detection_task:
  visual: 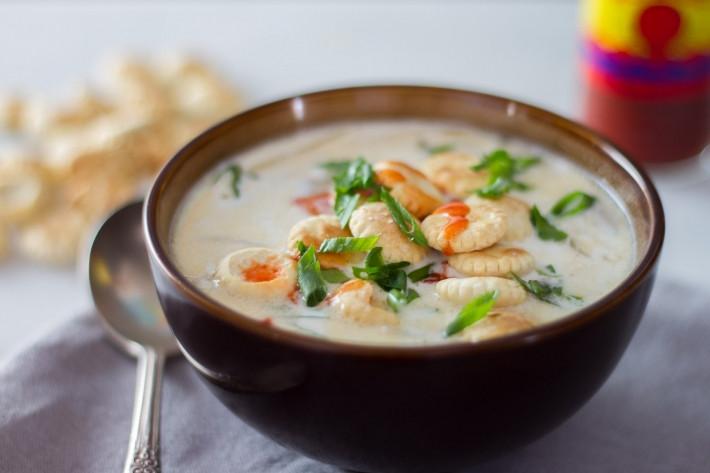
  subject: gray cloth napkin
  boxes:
[2,277,709,473]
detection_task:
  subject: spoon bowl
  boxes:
[87,200,178,472]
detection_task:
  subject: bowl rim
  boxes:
[144,84,665,359]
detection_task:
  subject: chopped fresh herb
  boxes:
[297,244,328,307]
[472,149,540,198]
[380,188,428,246]
[530,205,568,241]
[511,273,581,305]
[352,262,409,291]
[334,191,362,228]
[354,248,421,312]
[535,264,558,277]
[352,247,410,292]
[419,141,455,155]
[387,288,420,312]
[318,235,379,253]
[321,268,350,284]
[319,160,353,176]
[408,263,435,283]
[332,157,376,193]
[364,245,386,267]
[550,191,596,217]
[215,164,244,197]
[328,157,379,227]
[296,240,308,256]
[445,290,498,336]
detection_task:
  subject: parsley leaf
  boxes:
[550,191,596,217]
[445,290,498,336]
[530,205,568,241]
[472,149,540,198]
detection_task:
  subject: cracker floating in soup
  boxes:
[170,121,635,345]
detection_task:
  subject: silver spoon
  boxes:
[87,200,178,473]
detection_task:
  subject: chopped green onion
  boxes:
[321,268,350,283]
[420,141,455,155]
[329,157,379,227]
[334,191,362,228]
[333,157,375,194]
[297,244,328,307]
[214,164,244,197]
[475,176,531,198]
[530,205,568,241]
[472,149,540,198]
[353,264,409,291]
[445,290,498,336]
[550,191,596,217]
[472,149,540,174]
[408,263,435,283]
[511,272,581,305]
[318,235,379,253]
[352,247,410,292]
[535,264,558,277]
[387,288,420,312]
[380,188,428,246]
[319,160,353,176]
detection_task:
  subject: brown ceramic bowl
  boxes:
[144,86,664,473]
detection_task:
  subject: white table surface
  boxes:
[1,1,709,360]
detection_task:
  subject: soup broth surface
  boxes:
[171,120,635,345]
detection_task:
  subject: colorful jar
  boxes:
[580,0,710,163]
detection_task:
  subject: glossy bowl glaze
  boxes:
[144,86,664,473]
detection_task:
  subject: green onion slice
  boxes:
[334,191,362,228]
[408,263,434,283]
[530,205,568,241]
[535,264,558,277]
[319,160,353,176]
[352,247,410,292]
[214,164,244,197]
[329,157,380,228]
[333,157,376,194]
[511,272,581,305]
[297,244,328,307]
[321,268,350,284]
[353,264,409,292]
[380,188,428,246]
[445,290,498,336]
[472,149,540,199]
[550,191,596,217]
[387,288,420,312]
[318,235,379,253]
[419,141,455,155]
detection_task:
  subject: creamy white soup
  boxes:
[170,121,635,345]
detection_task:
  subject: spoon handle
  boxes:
[124,346,166,473]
